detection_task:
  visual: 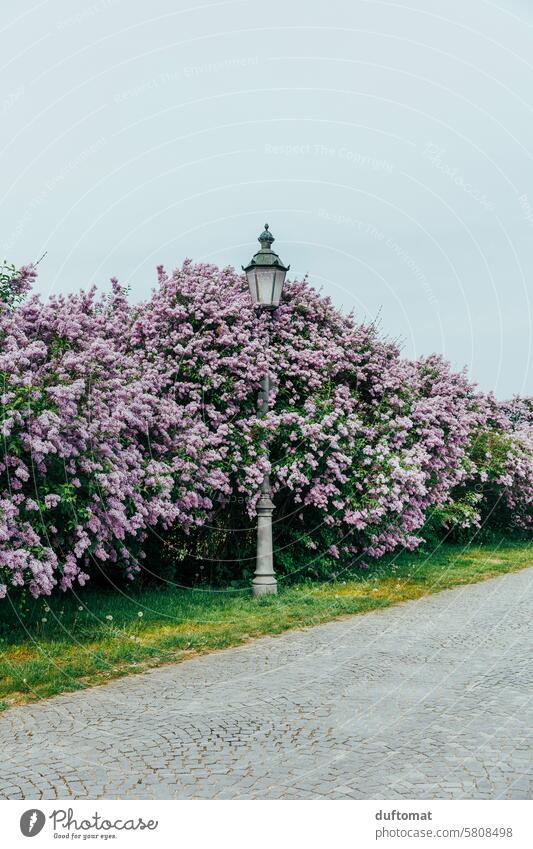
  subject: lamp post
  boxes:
[243,224,289,596]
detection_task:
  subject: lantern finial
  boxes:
[258,224,275,248]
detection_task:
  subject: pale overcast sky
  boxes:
[2,0,533,398]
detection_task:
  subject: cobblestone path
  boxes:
[1,568,532,799]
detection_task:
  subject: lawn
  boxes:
[0,539,531,710]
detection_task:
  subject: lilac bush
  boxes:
[0,260,530,598]
[463,396,533,533]
[126,263,493,579]
[0,271,178,598]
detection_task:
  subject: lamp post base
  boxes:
[252,473,277,597]
[252,576,278,597]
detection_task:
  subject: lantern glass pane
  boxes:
[245,269,258,305]
[272,269,286,306]
[257,269,277,306]
[246,269,272,306]
[246,266,287,308]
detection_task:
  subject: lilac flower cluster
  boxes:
[0,261,531,598]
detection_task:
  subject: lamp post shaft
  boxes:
[252,371,277,596]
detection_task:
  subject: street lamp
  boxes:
[243,224,289,596]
